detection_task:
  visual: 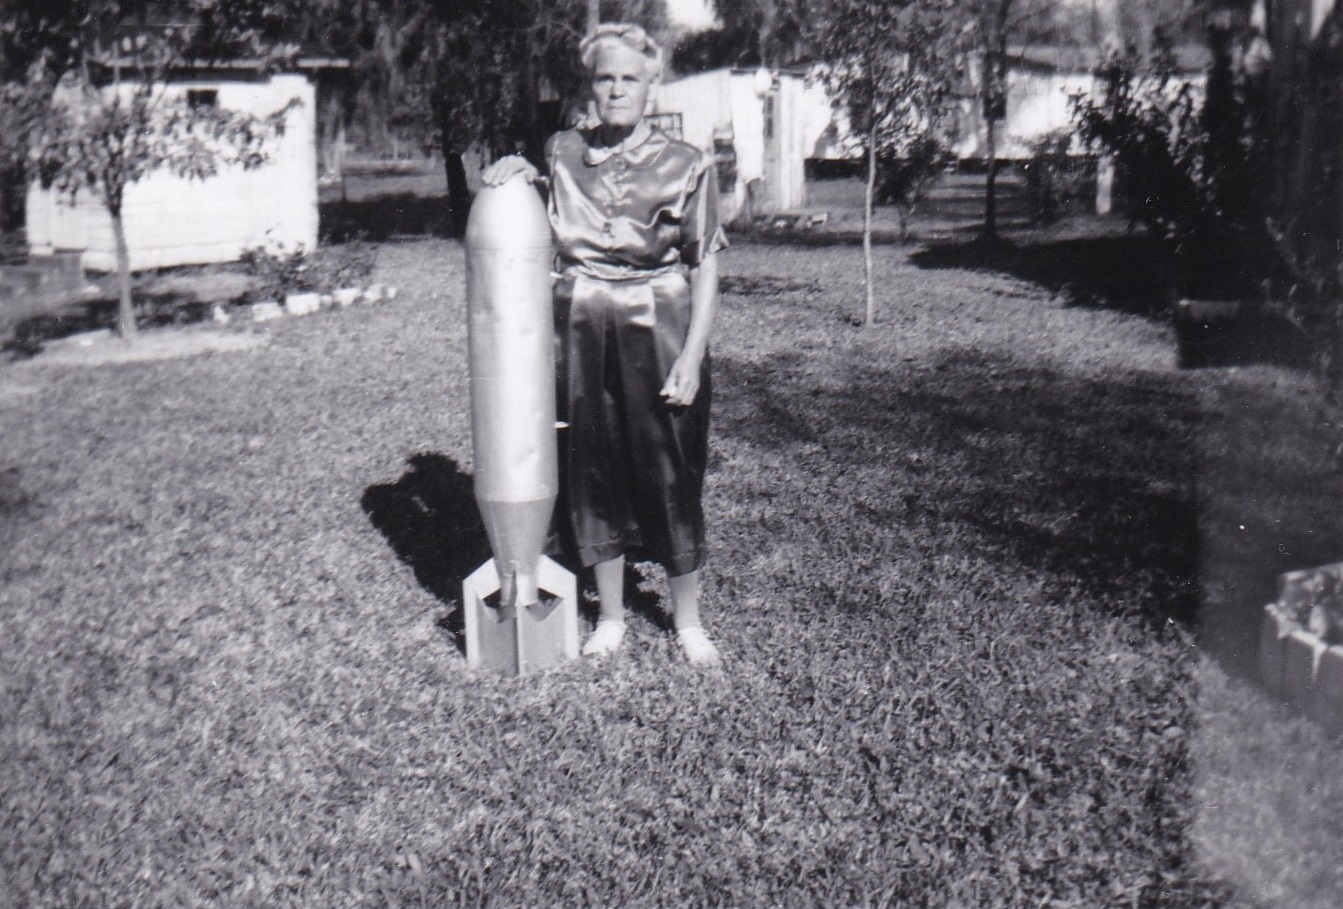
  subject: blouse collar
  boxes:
[582,121,667,167]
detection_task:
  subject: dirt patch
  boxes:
[16,325,269,367]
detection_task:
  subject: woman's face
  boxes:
[590,42,655,130]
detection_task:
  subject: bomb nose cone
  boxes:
[466,175,551,250]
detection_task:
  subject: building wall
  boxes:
[953,70,1098,160]
[27,74,317,272]
[655,69,826,219]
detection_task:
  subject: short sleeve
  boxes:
[532,134,558,192]
[680,152,729,267]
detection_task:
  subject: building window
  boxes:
[187,89,219,109]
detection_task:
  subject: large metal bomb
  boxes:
[461,175,577,675]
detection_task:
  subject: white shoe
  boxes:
[676,626,721,666]
[581,620,626,657]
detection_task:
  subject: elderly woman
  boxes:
[482,23,727,665]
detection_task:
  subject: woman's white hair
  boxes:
[579,23,664,80]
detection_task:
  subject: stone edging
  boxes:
[248,284,400,322]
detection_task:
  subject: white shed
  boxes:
[26,72,318,272]
[654,68,835,220]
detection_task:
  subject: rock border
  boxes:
[9,282,402,367]
[247,284,399,323]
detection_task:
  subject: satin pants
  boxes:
[551,269,710,576]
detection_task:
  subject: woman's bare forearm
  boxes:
[684,252,718,364]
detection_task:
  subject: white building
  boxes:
[26,71,319,272]
[653,68,838,220]
[952,45,1209,162]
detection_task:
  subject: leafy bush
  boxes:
[240,239,376,302]
[239,241,311,302]
[874,136,950,207]
[1070,45,1261,266]
[1072,29,1342,460]
[875,135,952,240]
[314,239,376,292]
[1023,131,1095,224]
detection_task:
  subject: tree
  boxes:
[951,0,1198,239]
[966,0,1011,240]
[815,0,963,324]
[6,4,296,338]
[415,0,669,236]
[958,0,1066,240]
[704,0,813,67]
[422,0,563,236]
[1070,34,1264,274]
[301,0,667,237]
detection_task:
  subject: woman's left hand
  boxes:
[660,354,702,407]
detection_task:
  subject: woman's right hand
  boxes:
[481,155,539,187]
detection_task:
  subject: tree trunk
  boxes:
[0,164,26,239]
[443,150,471,239]
[110,207,137,339]
[864,126,876,326]
[984,115,998,241]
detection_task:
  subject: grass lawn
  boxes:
[2,223,1341,907]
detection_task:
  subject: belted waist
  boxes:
[554,265,690,333]
[555,260,685,284]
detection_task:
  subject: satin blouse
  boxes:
[544,126,729,281]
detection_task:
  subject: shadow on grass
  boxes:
[361,453,488,651]
[361,453,667,642]
[912,236,1313,372]
[1171,304,1311,372]
[321,193,450,242]
[721,274,825,300]
[714,346,1203,634]
[911,235,1173,318]
[1,295,225,358]
[1196,382,1343,680]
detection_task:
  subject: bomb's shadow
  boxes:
[362,453,489,652]
[361,452,667,647]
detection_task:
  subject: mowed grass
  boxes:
[1,233,1339,907]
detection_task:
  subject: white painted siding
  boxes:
[655,69,827,218]
[953,70,1099,160]
[27,74,317,271]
